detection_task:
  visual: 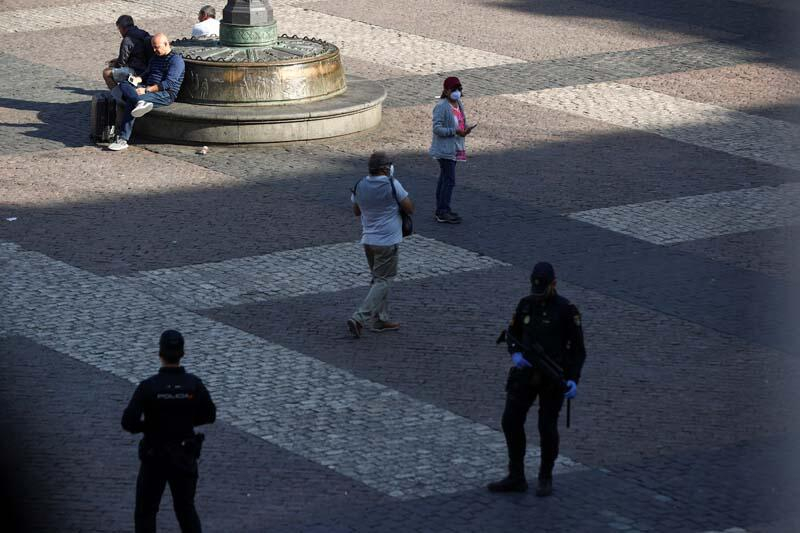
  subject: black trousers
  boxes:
[135,457,201,533]
[501,373,565,480]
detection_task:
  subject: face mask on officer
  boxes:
[531,276,555,302]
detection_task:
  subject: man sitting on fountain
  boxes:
[108,33,185,152]
[102,15,151,90]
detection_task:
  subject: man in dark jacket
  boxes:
[122,330,216,533]
[487,262,587,497]
[108,33,185,151]
[103,15,151,89]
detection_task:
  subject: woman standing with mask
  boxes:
[430,76,475,224]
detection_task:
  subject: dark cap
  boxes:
[443,76,462,91]
[159,329,184,351]
[530,262,555,295]
[368,151,392,172]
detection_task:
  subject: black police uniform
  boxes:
[498,288,586,491]
[122,366,216,533]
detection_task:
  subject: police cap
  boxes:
[530,262,555,295]
[159,329,184,351]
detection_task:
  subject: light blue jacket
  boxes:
[429,98,467,160]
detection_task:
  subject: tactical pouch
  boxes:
[180,433,205,459]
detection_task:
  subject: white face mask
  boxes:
[449,90,462,100]
[389,164,395,177]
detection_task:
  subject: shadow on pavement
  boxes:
[0,96,93,149]
[491,0,800,65]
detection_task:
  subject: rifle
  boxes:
[497,329,572,428]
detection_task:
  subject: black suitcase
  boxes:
[89,92,117,143]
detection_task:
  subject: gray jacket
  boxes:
[429,97,467,160]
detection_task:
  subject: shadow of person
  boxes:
[56,86,108,97]
[0,97,93,148]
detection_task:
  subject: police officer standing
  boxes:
[122,330,216,533]
[488,262,586,497]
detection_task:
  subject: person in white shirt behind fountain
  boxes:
[192,5,220,39]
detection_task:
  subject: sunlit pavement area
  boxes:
[1,0,800,531]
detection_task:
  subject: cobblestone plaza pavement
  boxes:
[1,0,800,531]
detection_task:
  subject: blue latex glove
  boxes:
[511,352,532,369]
[564,380,577,399]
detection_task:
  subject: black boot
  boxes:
[487,465,528,493]
[535,477,553,497]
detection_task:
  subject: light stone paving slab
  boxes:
[0,239,581,499]
[307,0,736,62]
[623,62,800,124]
[0,0,181,32]
[243,4,526,74]
[508,82,800,172]
[112,235,510,310]
[568,183,800,245]
[0,0,523,74]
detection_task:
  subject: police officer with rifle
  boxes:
[488,262,586,497]
[122,330,216,533]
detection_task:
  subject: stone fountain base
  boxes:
[136,78,385,144]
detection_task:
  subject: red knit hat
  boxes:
[443,77,462,91]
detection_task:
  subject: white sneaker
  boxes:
[131,100,153,118]
[108,138,128,151]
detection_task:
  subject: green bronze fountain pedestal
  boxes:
[137,0,385,144]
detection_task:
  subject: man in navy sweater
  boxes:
[109,33,185,151]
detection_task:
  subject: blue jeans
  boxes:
[435,158,456,215]
[111,66,136,83]
[116,82,173,141]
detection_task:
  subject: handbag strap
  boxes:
[388,177,402,209]
[351,177,363,196]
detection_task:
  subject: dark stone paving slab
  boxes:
[149,123,800,214]
[203,267,798,470]
[5,139,797,351]
[379,41,770,108]
[560,0,798,47]
[4,334,798,532]
[0,178,360,276]
[0,53,102,155]
[673,226,800,281]
[438,205,799,354]
[0,335,388,532]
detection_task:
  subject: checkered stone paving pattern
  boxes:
[112,235,508,309]
[509,81,800,172]
[1,0,799,530]
[0,240,582,501]
[568,183,800,245]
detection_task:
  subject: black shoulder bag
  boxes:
[389,177,413,237]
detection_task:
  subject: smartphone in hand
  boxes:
[468,123,478,131]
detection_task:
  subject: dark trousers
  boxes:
[135,458,201,533]
[501,374,564,480]
[435,158,457,215]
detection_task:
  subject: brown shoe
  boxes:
[371,321,400,332]
[347,319,363,338]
